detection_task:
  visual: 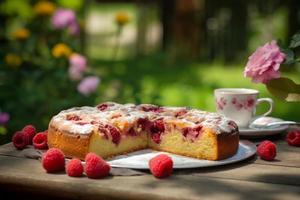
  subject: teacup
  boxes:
[214,88,273,128]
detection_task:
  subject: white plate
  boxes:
[107,140,256,169]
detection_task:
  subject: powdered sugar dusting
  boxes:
[50,102,238,135]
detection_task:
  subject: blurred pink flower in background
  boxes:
[244,40,285,83]
[51,9,76,29]
[70,53,86,69]
[0,112,10,125]
[69,21,80,35]
[77,76,100,96]
[68,53,87,80]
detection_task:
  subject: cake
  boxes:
[48,102,239,161]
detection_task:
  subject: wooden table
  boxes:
[0,136,299,200]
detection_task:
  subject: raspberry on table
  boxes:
[149,154,173,178]
[42,148,65,173]
[257,140,277,161]
[33,132,48,150]
[12,131,30,150]
[286,130,300,147]
[22,125,36,145]
[85,152,98,163]
[84,153,110,179]
[66,158,83,177]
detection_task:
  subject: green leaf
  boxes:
[57,0,83,10]
[289,32,300,48]
[281,48,295,65]
[0,0,33,19]
[0,126,7,135]
[266,77,300,102]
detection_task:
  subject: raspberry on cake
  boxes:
[48,102,239,161]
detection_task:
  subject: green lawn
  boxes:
[91,54,300,121]
[86,2,300,122]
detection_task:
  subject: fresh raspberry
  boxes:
[66,114,81,121]
[12,131,30,150]
[149,154,173,178]
[286,130,300,147]
[33,132,48,150]
[84,153,110,179]
[257,140,277,161]
[97,103,108,111]
[175,109,188,117]
[150,119,165,134]
[22,125,36,145]
[128,127,137,136]
[66,158,83,177]
[137,118,150,131]
[182,125,203,139]
[107,125,121,145]
[42,148,65,173]
[85,152,98,163]
[151,133,161,144]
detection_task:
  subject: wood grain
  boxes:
[0,140,299,200]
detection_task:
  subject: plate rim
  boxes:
[107,140,256,169]
[239,125,288,136]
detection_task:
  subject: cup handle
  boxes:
[256,98,273,117]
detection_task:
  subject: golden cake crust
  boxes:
[48,125,90,159]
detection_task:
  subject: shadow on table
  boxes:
[139,173,300,200]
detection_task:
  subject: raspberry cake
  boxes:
[48,102,239,161]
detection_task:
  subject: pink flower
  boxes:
[69,21,80,35]
[77,76,100,96]
[68,53,87,80]
[51,9,76,29]
[244,40,285,83]
[0,112,10,125]
[70,53,86,70]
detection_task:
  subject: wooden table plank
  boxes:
[253,141,300,168]
[0,155,300,200]
[1,169,300,200]
[188,162,300,186]
[1,138,300,200]
[241,138,300,168]
[0,149,299,187]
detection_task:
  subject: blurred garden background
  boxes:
[0,0,300,144]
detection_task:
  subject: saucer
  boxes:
[239,117,289,138]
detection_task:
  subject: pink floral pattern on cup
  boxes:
[231,97,255,111]
[216,97,227,110]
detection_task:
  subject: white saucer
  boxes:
[107,140,256,169]
[239,117,289,138]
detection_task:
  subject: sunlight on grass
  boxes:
[137,63,300,120]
